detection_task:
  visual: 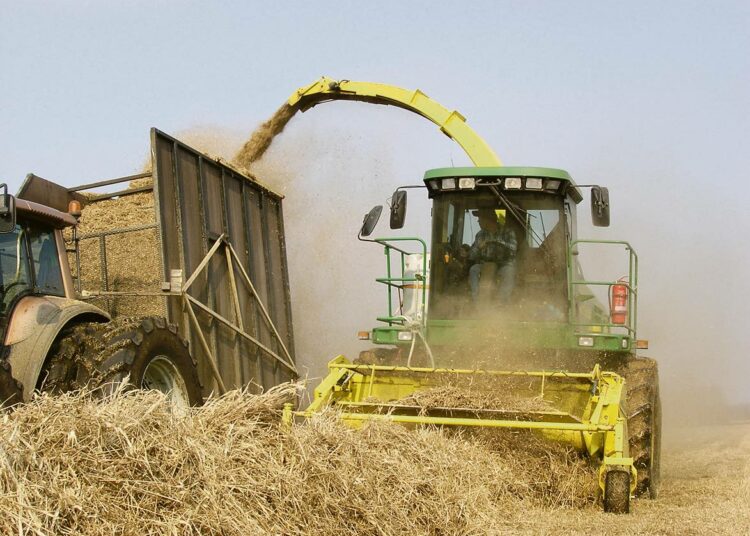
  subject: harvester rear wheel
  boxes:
[0,356,23,408]
[622,356,661,499]
[357,347,402,365]
[603,470,631,514]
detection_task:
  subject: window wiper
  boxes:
[488,185,544,244]
[489,185,556,266]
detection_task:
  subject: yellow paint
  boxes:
[297,357,636,495]
[289,77,502,167]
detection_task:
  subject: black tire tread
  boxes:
[0,357,23,408]
[621,356,661,499]
[41,316,202,405]
[603,470,631,514]
[39,322,107,393]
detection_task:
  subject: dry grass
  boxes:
[1,386,748,535]
[398,382,553,413]
[0,384,601,535]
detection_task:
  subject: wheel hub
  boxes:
[141,355,190,409]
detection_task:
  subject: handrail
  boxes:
[371,237,428,325]
[567,239,639,337]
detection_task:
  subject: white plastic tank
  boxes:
[401,253,428,321]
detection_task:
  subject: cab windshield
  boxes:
[429,191,568,320]
[0,221,65,315]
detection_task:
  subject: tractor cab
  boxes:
[0,185,77,342]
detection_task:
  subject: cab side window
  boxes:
[28,226,65,296]
[0,225,32,312]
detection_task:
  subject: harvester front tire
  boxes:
[623,356,661,499]
[78,317,203,407]
[603,470,631,514]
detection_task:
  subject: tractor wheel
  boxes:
[622,356,661,499]
[603,470,631,514]
[0,356,23,408]
[43,317,203,407]
[39,322,107,394]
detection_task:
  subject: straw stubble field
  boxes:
[0,386,747,535]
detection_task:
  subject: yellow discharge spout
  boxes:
[288,77,503,167]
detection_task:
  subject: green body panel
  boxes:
[373,322,631,353]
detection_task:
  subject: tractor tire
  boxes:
[38,322,107,394]
[603,470,631,514]
[622,356,661,499]
[42,317,203,407]
[0,356,23,408]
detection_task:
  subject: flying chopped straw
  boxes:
[234,103,297,167]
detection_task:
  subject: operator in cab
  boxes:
[468,208,518,303]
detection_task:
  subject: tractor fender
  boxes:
[4,296,109,400]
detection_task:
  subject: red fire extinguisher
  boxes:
[610,278,628,325]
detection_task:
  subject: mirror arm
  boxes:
[357,232,378,243]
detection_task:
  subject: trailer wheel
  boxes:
[74,316,203,407]
[603,470,631,514]
[622,356,661,498]
[0,357,23,408]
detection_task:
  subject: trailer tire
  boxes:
[76,317,203,407]
[622,356,661,499]
[0,357,23,408]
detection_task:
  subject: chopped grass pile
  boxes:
[0,384,598,535]
[398,382,553,413]
[71,186,165,318]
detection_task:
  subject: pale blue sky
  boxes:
[1,1,749,411]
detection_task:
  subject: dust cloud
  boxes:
[204,95,746,435]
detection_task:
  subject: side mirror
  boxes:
[390,190,407,229]
[590,186,610,227]
[0,184,16,234]
[359,205,383,237]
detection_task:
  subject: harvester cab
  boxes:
[286,77,661,513]
[365,167,630,372]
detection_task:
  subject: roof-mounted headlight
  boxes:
[441,178,457,190]
[504,177,522,189]
[458,178,476,190]
[525,178,543,190]
[545,179,561,191]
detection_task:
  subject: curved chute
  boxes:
[288,77,502,166]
